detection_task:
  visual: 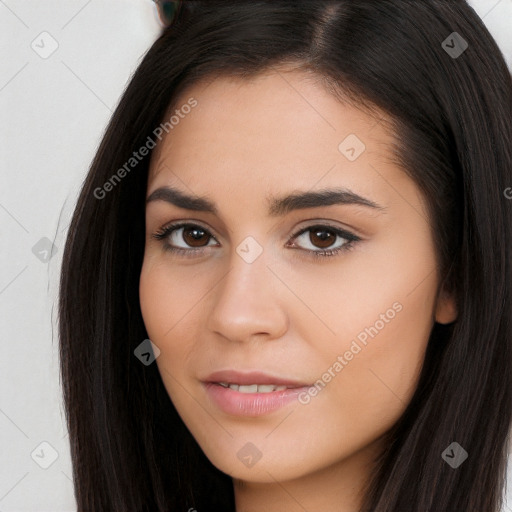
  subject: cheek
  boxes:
[139,255,213,380]
[299,232,438,423]
[332,299,432,405]
[139,258,201,412]
[139,255,204,341]
[139,259,169,341]
[317,278,436,445]
[285,287,436,469]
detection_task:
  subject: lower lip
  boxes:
[203,382,310,416]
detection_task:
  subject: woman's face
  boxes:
[139,68,456,487]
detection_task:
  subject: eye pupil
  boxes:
[183,227,209,247]
[310,228,335,248]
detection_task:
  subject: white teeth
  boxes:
[217,383,289,393]
[238,384,257,393]
[256,384,278,393]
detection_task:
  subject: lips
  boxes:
[203,369,310,389]
[201,370,313,416]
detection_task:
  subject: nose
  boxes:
[205,244,289,344]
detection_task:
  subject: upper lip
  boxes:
[203,370,310,388]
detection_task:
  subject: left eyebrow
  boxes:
[267,188,386,216]
[146,186,387,216]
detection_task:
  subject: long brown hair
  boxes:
[59,1,512,510]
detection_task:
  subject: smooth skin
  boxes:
[139,67,457,512]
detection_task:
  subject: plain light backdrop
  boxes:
[1,1,511,510]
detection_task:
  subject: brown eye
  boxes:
[287,224,361,259]
[152,223,218,254]
[292,225,350,251]
[181,226,211,247]
[308,228,337,249]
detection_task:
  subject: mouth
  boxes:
[216,382,296,393]
[204,369,310,388]
[201,370,312,416]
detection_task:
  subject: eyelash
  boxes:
[151,222,361,260]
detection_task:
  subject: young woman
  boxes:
[59,1,512,510]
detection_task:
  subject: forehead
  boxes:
[144,69,431,230]
[142,69,424,230]
[148,68,396,182]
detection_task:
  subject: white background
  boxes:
[0,1,511,510]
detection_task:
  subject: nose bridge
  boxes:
[206,239,288,341]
